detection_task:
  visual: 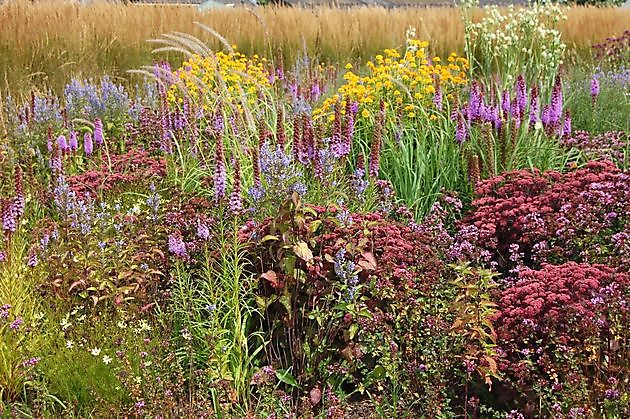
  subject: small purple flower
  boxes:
[197,221,210,241]
[27,247,38,268]
[590,76,600,101]
[433,87,443,111]
[10,317,23,331]
[455,115,467,144]
[168,234,187,259]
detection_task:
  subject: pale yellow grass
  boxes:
[0,0,628,97]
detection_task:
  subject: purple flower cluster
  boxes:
[167,234,187,259]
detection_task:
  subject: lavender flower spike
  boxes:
[94,118,104,146]
[84,132,94,156]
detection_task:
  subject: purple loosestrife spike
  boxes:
[167,234,187,259]
[369,100,385,178]
[469,81,482,121]
[69,130,78,151]
[590,76,600,104]
[252,144,261,188]
[433,86,443,111]
[229,158,243,215]
[50,147,63,175]
[2,200,17,236]
[47,127,53,153]
[214,132,227,202]
[197,221,210,241]
[501,90,511,118]
[93,119,104,146]
[292,115,302,165]
[562,110,572,139]
[84,132,93,156]
[276,108,286,150]
[529,86,540,128]
[516,75,527,120]
[27,246,38,268]
[343,100,357,156]
[456,115,468,144]
[303,115,315,162]
[541,105,551,129]
[331,100,347,158]
[57,135,68,152]
[310,81,321,102]
[550,76,563,126]
[13,167,25,219]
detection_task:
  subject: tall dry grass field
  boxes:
[0,0,628,98]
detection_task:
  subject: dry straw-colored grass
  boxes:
[0,0,628,96]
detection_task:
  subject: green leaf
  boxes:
[275,369,300,388]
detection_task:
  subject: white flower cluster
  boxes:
[465,4,567,90]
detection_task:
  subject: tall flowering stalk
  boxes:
[276,107,286,150]
[330,100,345,158]
[369,100,385,178]
[93,118,104,146]
[291,115,303,165]
[590,76,600,106]
[214,131,227,202]
[529,86,540,128]
[229,158,243,215]
[84,132,94,156]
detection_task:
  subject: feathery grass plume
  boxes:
[214,130,227,203]
[276,107,286,151]
[229,158,243,215]
[369,100,385,178]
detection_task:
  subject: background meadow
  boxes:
[0,0,629,417]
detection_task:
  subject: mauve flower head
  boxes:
[433,86,443,111]
[529,86,540,127]
[84,132,93,155]
[590,76,600,99]
[0,251,7,263]
[69,130,78,151]
[167,234,187,259]
[93,118,104,146]
[501,89,511,117]
[455,115,467,144]
[57,134,68,152]
[197,221,210,241]
[516,74,527,119]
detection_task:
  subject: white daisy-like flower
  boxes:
[90,347,101,356]
[65,340,74,349]
[102,355,112,365]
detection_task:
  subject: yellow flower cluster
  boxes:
[314,40,469,120]
[167,50,271,108]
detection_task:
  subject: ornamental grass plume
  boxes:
[369,100,385,178]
